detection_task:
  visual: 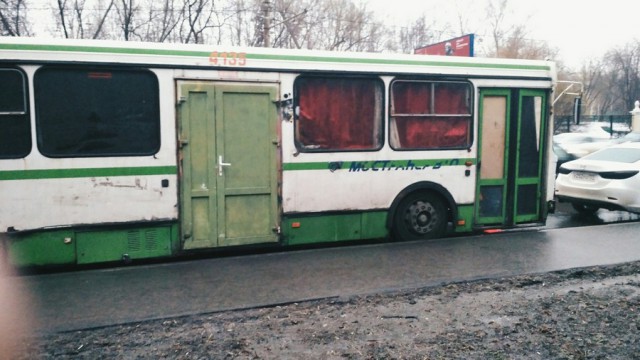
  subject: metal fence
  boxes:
[554,114,632,136]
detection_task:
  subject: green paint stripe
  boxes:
[0,166,176,181]
[250,53,550,71]
[0,43,209,58]
[283,158,476,171]
[0,43,551,72]
[283,162,330,171]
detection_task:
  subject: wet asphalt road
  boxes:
[14,204,640,334]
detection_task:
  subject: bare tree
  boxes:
[390,16,440,54]
[567,42,640,117]
[601,41,640,113]
[55,0,71,37]
[268,0,300,48]
[221,0,260,46]
[294,0,383,52]
[140,0,184,42]
[574,59,610,116]
[54,0,114,39]
[179,0,217,44]
[273,0,328,50]
[0,0,30,36]
[481,0,556,61]
[452,0,472,37]
[90,0,114,38]
[224,0,384,51]
[269,0,314,49]
[115,0,140,40]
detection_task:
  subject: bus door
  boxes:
[475,88,548,227]
[177,82,280,249]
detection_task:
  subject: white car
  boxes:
[553,123,613,167]
[559,131,640,160]
[555,142,640,215]
[553,122,612,143]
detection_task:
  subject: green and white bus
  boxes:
[0,37,556,267]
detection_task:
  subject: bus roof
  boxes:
[0,36,555,79]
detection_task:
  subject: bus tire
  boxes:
[392,191,447,241]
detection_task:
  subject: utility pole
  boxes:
[262,0,271,47]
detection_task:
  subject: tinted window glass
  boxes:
[294,76,383,151]
[518,96,542,177]
[0,69,26,113]
[35,67,160,157]
[390,80,472,150]
[0,68,31,159]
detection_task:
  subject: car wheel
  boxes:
[392,192,447,241]
[571,203,599,215]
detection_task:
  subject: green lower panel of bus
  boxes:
[5,223,179,267]
[454,205,475,233]
[4,206,474,267]
[282,211,389,246]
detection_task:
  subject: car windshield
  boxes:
[584,147,640,163]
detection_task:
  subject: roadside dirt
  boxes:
[15,261,640,359]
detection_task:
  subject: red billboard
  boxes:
[414,34,475,57]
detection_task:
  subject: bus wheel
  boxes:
[392,191,446,241]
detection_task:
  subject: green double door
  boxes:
[475,88,548,226]
[178,82,279,249]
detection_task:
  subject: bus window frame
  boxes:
[293,74,385,153]
[34,65,161,159]
[0,67,31,159]
[389,79,474,151]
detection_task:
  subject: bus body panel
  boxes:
[0,68,179,232]
[281,161,475,213]
[0,174,178,231]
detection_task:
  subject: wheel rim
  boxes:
[404,200,440,234]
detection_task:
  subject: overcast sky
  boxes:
[24,0,640,69]
[364,0,640,68]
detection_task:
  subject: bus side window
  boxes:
[390,80,472,150]
[0,68,31,159]
[294,76,383,152]
[34,67,160,158]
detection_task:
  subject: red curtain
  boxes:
[297,78,380,150]
[394,117,470,149]
[434,83,470,114]
[392,81,470,149]
[392,82,430,114]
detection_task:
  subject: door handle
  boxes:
[218,155,231,176]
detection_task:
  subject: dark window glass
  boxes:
[35,67,160,157]
[517,184,538,215]
[0,69,26,113]
[479,185,503,217]
[390,80,472,150]
[294,76,383,151]
[518,96,542,177]
[0,68,31,159]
